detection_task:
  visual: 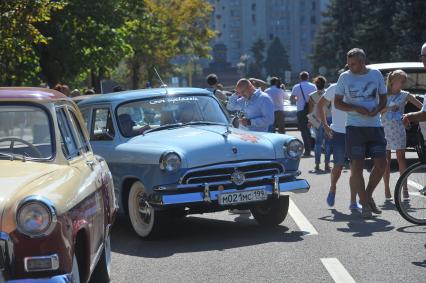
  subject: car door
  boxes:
[56,105,105,266]
[85,106,116,162]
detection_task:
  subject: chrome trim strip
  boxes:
[155,172,299,192]
[186,173,230,183]
[186,168,281,184]
[160,179,310,205]
[24,254,59,272]
[16,196,57,238]
[180,160,285,184]
[90,242,104,275]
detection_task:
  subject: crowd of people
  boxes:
[215,42,426,219]
[50,42,426,220]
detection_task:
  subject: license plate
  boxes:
[218,189,267,205]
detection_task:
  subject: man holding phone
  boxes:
[227,78,274,132]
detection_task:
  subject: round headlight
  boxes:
[159,152,181,173]
[16,197,56,238]
[285,139,304,158]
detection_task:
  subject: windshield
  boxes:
[116,95,229,137]
[0,105,53,160]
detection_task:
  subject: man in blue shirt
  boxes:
[227,78,274,132]
[335,48,387,218]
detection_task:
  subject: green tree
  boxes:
[311,0,363,80]
[353,0,396,63]
[391,0,426,61]
[0,1,65,86]
[264,37,290,79]
[35,0,129,89]
[122,0,215,89]
[248,38,265,78]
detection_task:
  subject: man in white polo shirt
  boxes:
[317,79,361,211]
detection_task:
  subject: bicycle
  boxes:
[394,128,426,225]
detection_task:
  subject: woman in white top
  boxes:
[308,76,332,171]
[381,70,423,200]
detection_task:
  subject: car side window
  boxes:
[92,108,115,141]
[68,109,91,153]
[79,108,91,131]
[56,108,79,159]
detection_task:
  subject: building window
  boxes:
[312,1,316,10]
[251,3,256,11]
[252,14,256,24]
[311,15,316,24]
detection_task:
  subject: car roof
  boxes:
[0,87,69,101]
[78,87,213,106]
[367,62,426,72]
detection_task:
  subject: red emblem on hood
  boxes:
[232,132,259,143]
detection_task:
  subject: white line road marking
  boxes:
[408,180,422,190]
[321,258,356,283]
[288,198,318,235]
[407,180,426,198]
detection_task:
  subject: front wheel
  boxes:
[394,162,426,225]
[250,196,289,226]
[128,181,169,239]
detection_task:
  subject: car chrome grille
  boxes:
[181,161,284,184]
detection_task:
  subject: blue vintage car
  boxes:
[77,87,309,238]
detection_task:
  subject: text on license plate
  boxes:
[218,189,267,205]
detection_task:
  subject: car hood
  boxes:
[127,125,278,168]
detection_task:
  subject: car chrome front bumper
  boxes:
[153,173,310,206]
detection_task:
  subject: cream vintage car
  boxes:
[0,88,116,282]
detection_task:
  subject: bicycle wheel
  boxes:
[394,162,426,225]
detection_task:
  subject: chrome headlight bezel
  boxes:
[16,196,57,238]
[159,151,182,173]
[284,139,304,159]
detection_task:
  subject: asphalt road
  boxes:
[109,129,425,283]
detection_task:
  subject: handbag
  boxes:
[307,111,322,129]
[299,84,310,115]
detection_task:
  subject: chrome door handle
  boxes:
[86,160,95,169]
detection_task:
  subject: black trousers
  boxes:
[297,110,311,153]
[274,111,285,134]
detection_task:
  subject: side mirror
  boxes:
[231,116,239,128]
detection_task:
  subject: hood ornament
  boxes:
[232,147,238,154]
[231,169,245,186]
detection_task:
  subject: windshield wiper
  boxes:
[183,121,227,126]
[144,123,184,134]
[0,152,26,161]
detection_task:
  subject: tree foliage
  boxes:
[0,0,65,86]
[248,38,265,79]
[312,0,426,81]
[391,0,426,61]
[264,37,291,79]
[0,0,215,90]
[125,0,215,88]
